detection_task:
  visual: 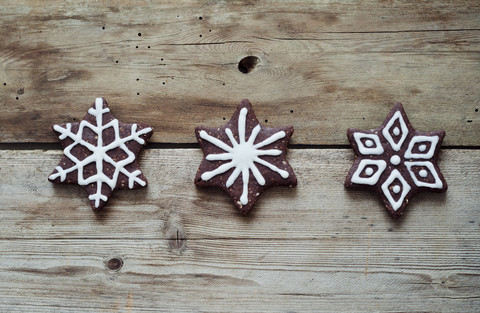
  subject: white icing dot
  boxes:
[390,155,401,165]
[392,185,401,194]
[393,127,400,136]
[419,169,428,178]
[365,140,374,147]
[365,167,374,176]
[418,144,427,152]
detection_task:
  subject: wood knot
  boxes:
[106,257,123,271]
[238,56,260,74]
[166,225,187,253]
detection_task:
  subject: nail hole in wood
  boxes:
[161,58,163,61]
[148,46,151,48]
[137,92,140,95]
[136,78,139,81]
[265,119,268,123]
[290,110,293,113]
[136,46,138,48]
[102,26,105,30]
[199,34,202,37]
[476,109,479,112]
[3,83,6,86]
[238,56,260,74]
[16,97,19,100]
[199,16,202,20]
[115,60,119,63]
[138,32,141,36]
[106,257,123,271]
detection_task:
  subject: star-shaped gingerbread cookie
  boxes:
[195,99,297,215]
[345,102,447,218]
[48,97,153,210]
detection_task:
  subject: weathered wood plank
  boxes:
[1,149,478,240]
[1,1,479,145]
[0,238,479,313]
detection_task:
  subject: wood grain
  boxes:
[1,238,479,313]
[1,149,478,240]
[1,0,479,145]
[2,1,480,312]
[1,149,479,311]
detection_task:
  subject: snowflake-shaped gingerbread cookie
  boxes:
[195,99,297,214]
[49,97,153,210]
[345,102,447,218]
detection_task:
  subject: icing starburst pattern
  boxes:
[345,103,447,218]
[200,107,289,205]
[195,99,297,214]
[49,98,153,209]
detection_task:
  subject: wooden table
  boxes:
[1,1,479,312]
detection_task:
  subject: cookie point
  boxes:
[240,99,252,106]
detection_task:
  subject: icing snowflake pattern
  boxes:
[195,99,297,214]
[49,98,153,209]
[199,107,289,205]
[345,102,447,218]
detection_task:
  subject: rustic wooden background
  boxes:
[1,1,479,312]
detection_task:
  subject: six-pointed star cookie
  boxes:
[48,97,153,210]
[195,99,297,215]
[345,102,447,218]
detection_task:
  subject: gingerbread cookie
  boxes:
[195,99,297,214]
[48,97,153,210]
[345,102,447,218]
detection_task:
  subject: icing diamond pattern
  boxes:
[382,111,409,151]
[49,98,153,209]
[345,103,447,218]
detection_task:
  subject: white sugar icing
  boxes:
[365,167,374,176]
[382,111,408,151]
[49,97,152,208]
[390,155,400,165]
[381,169,411,211]
[347,104,446,215]
[404,135,439,159]
[404,161,443,189]
[200,107,289,205]
[353,133,384,155]
[351,159,387,185]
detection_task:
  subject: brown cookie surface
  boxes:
[48,97,153,210]
[345,102,447,218]
[195,99,297,215]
